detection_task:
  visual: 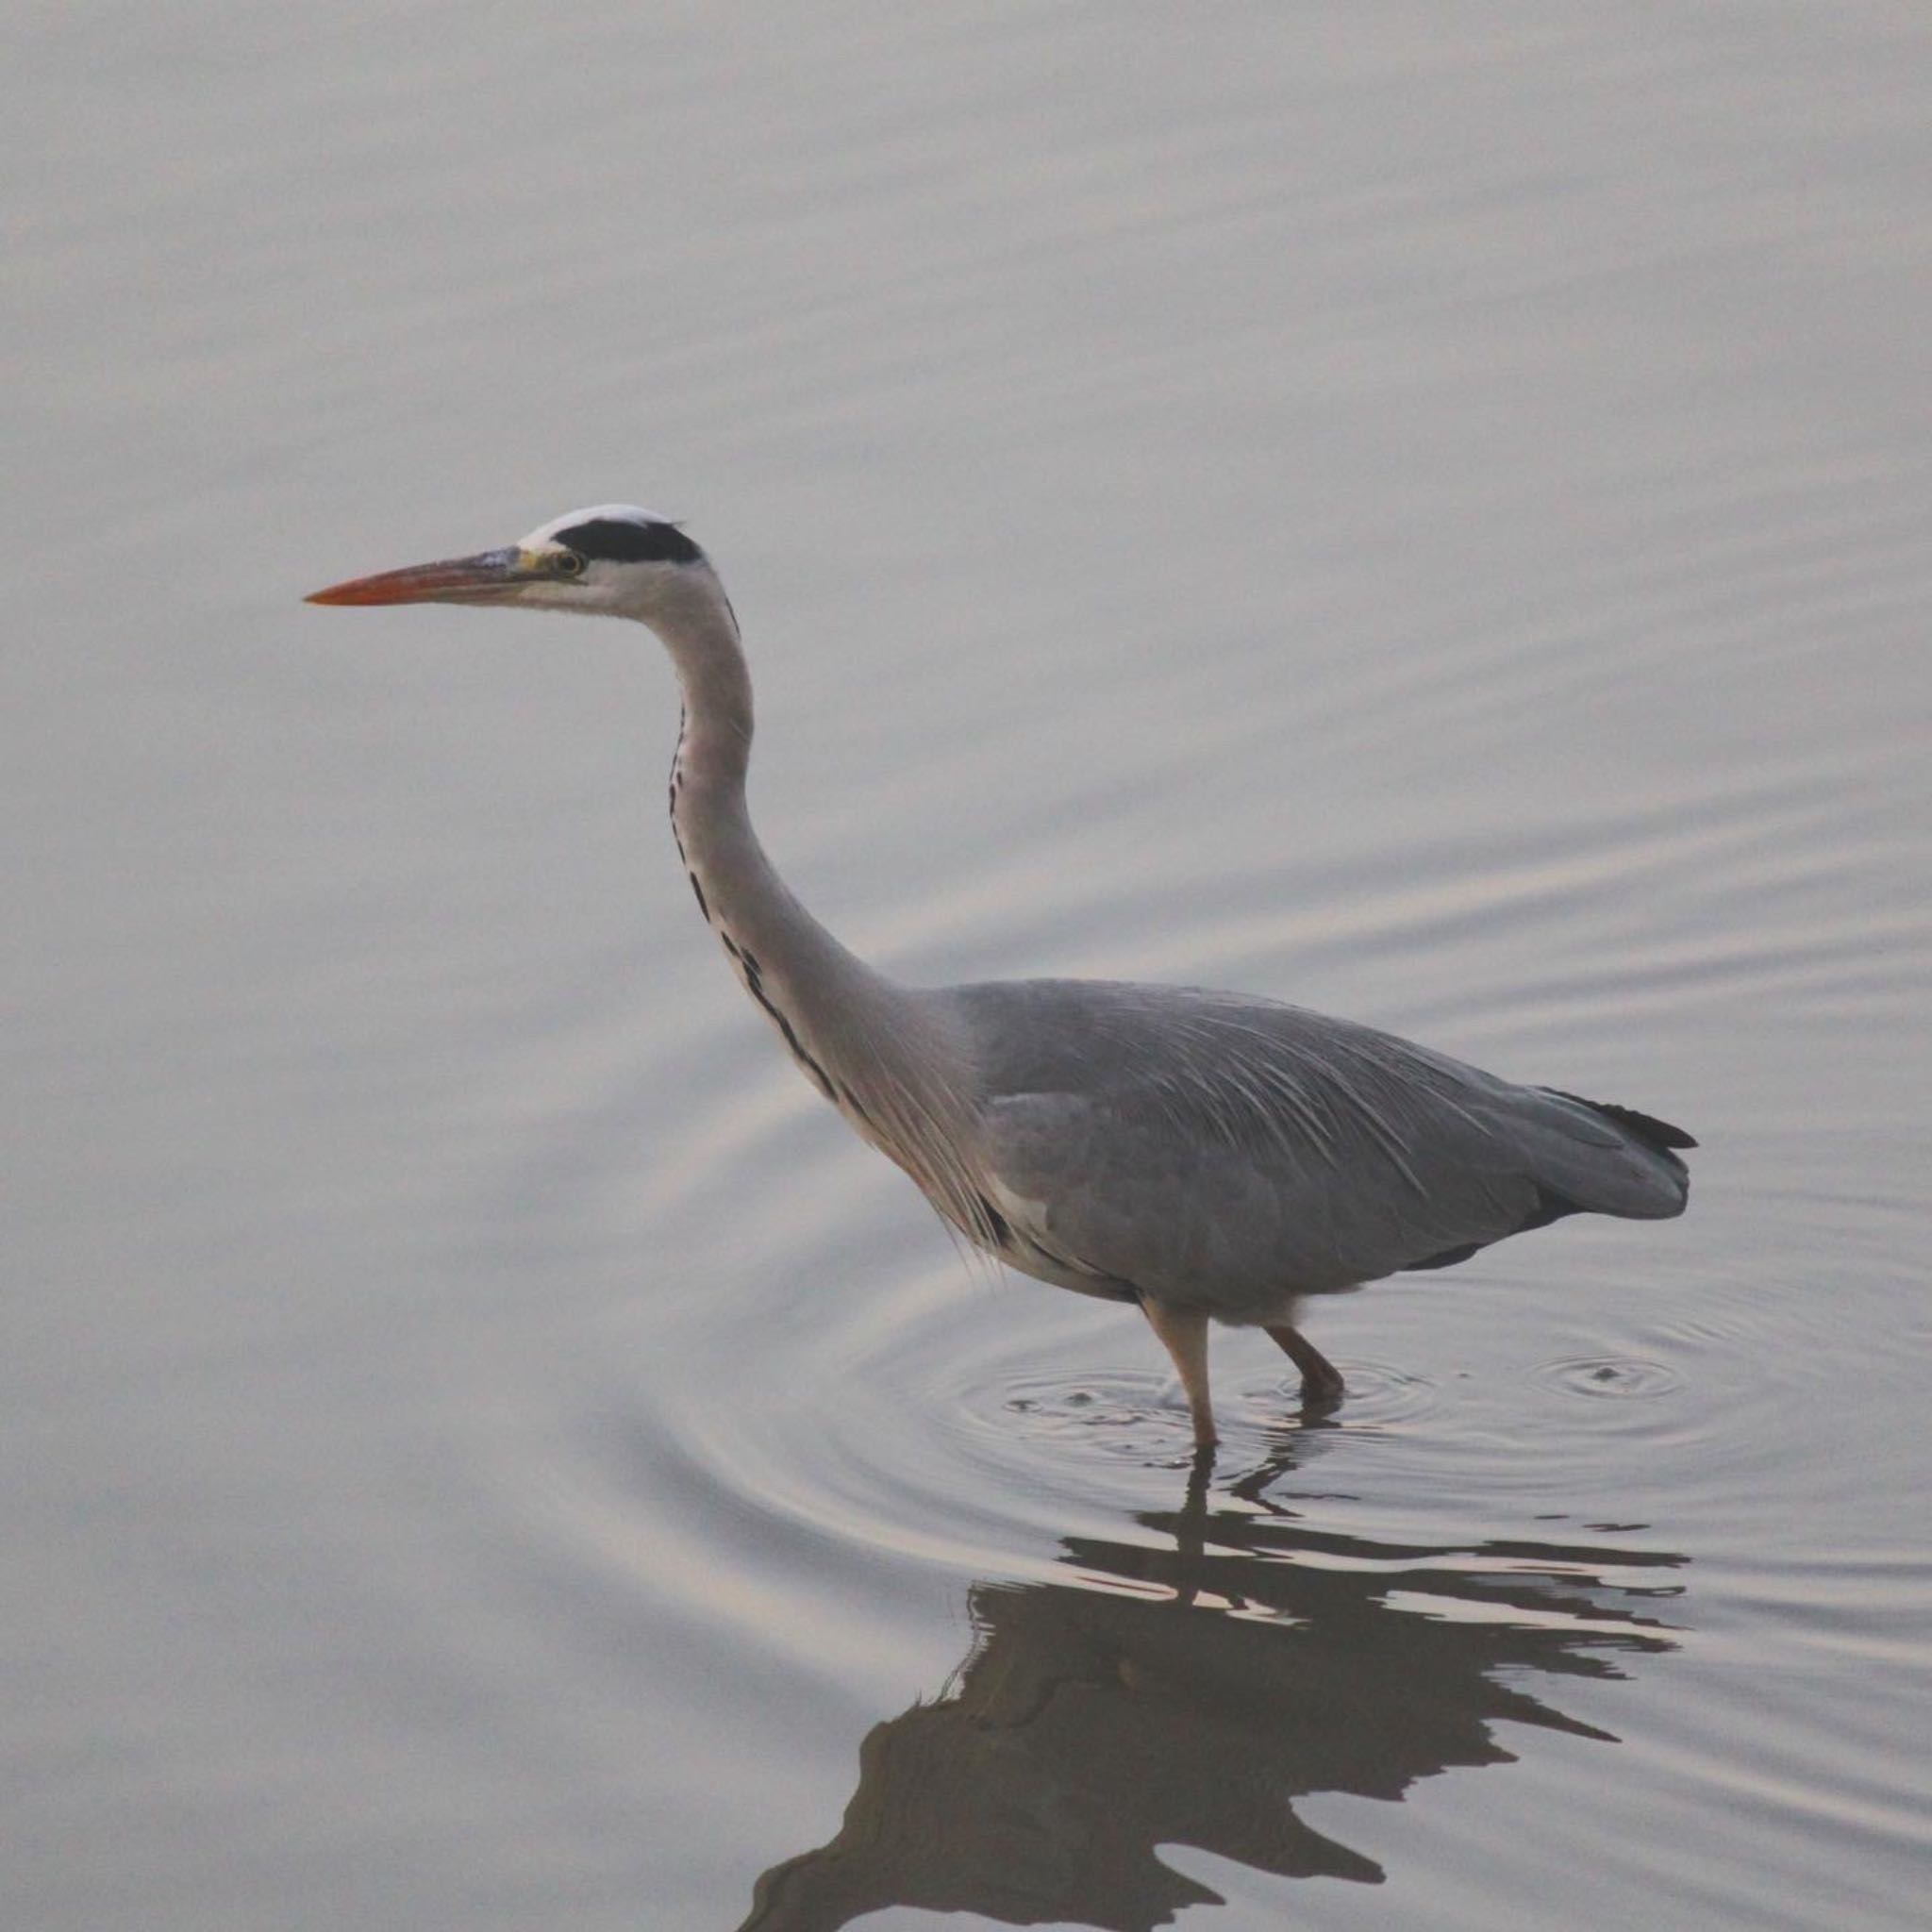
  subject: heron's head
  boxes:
[306,505,713,622]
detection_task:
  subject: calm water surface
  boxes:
[8,6,1931,1928]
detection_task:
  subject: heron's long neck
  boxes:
[649,580,971,1160]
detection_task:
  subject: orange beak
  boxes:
[305,549,528,607]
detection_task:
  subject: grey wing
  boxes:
[950,979,1688,1321]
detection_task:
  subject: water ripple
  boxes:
[1528,1356,1686,1401]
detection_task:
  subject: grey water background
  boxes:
[8,5,1932,1927]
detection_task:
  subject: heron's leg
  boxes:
[1141,1299,1217,1450]
[1266,1323,1345,1408]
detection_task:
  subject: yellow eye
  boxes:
[552,549,587,578]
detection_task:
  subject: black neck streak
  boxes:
[670,729,835,1104]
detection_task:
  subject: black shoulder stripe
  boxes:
[974,1194,1013,1246]
[1402,1186,1583,1274]
[1402,1241,1482,1273]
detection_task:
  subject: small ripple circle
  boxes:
[980,1368,1204,1462]
[1529,1355,1683,1400]
[1229,1356,1441,1431]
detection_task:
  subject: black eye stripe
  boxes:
[551,518,702,565]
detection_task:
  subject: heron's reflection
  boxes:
[741,1444,1685,1931]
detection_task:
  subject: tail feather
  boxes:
[1545,1090,1698,1154]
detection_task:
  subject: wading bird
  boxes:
[308,505,1693,1452]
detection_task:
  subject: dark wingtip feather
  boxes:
[1548,1091,1698,1153]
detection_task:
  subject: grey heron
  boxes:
[308,505,1694,1453]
